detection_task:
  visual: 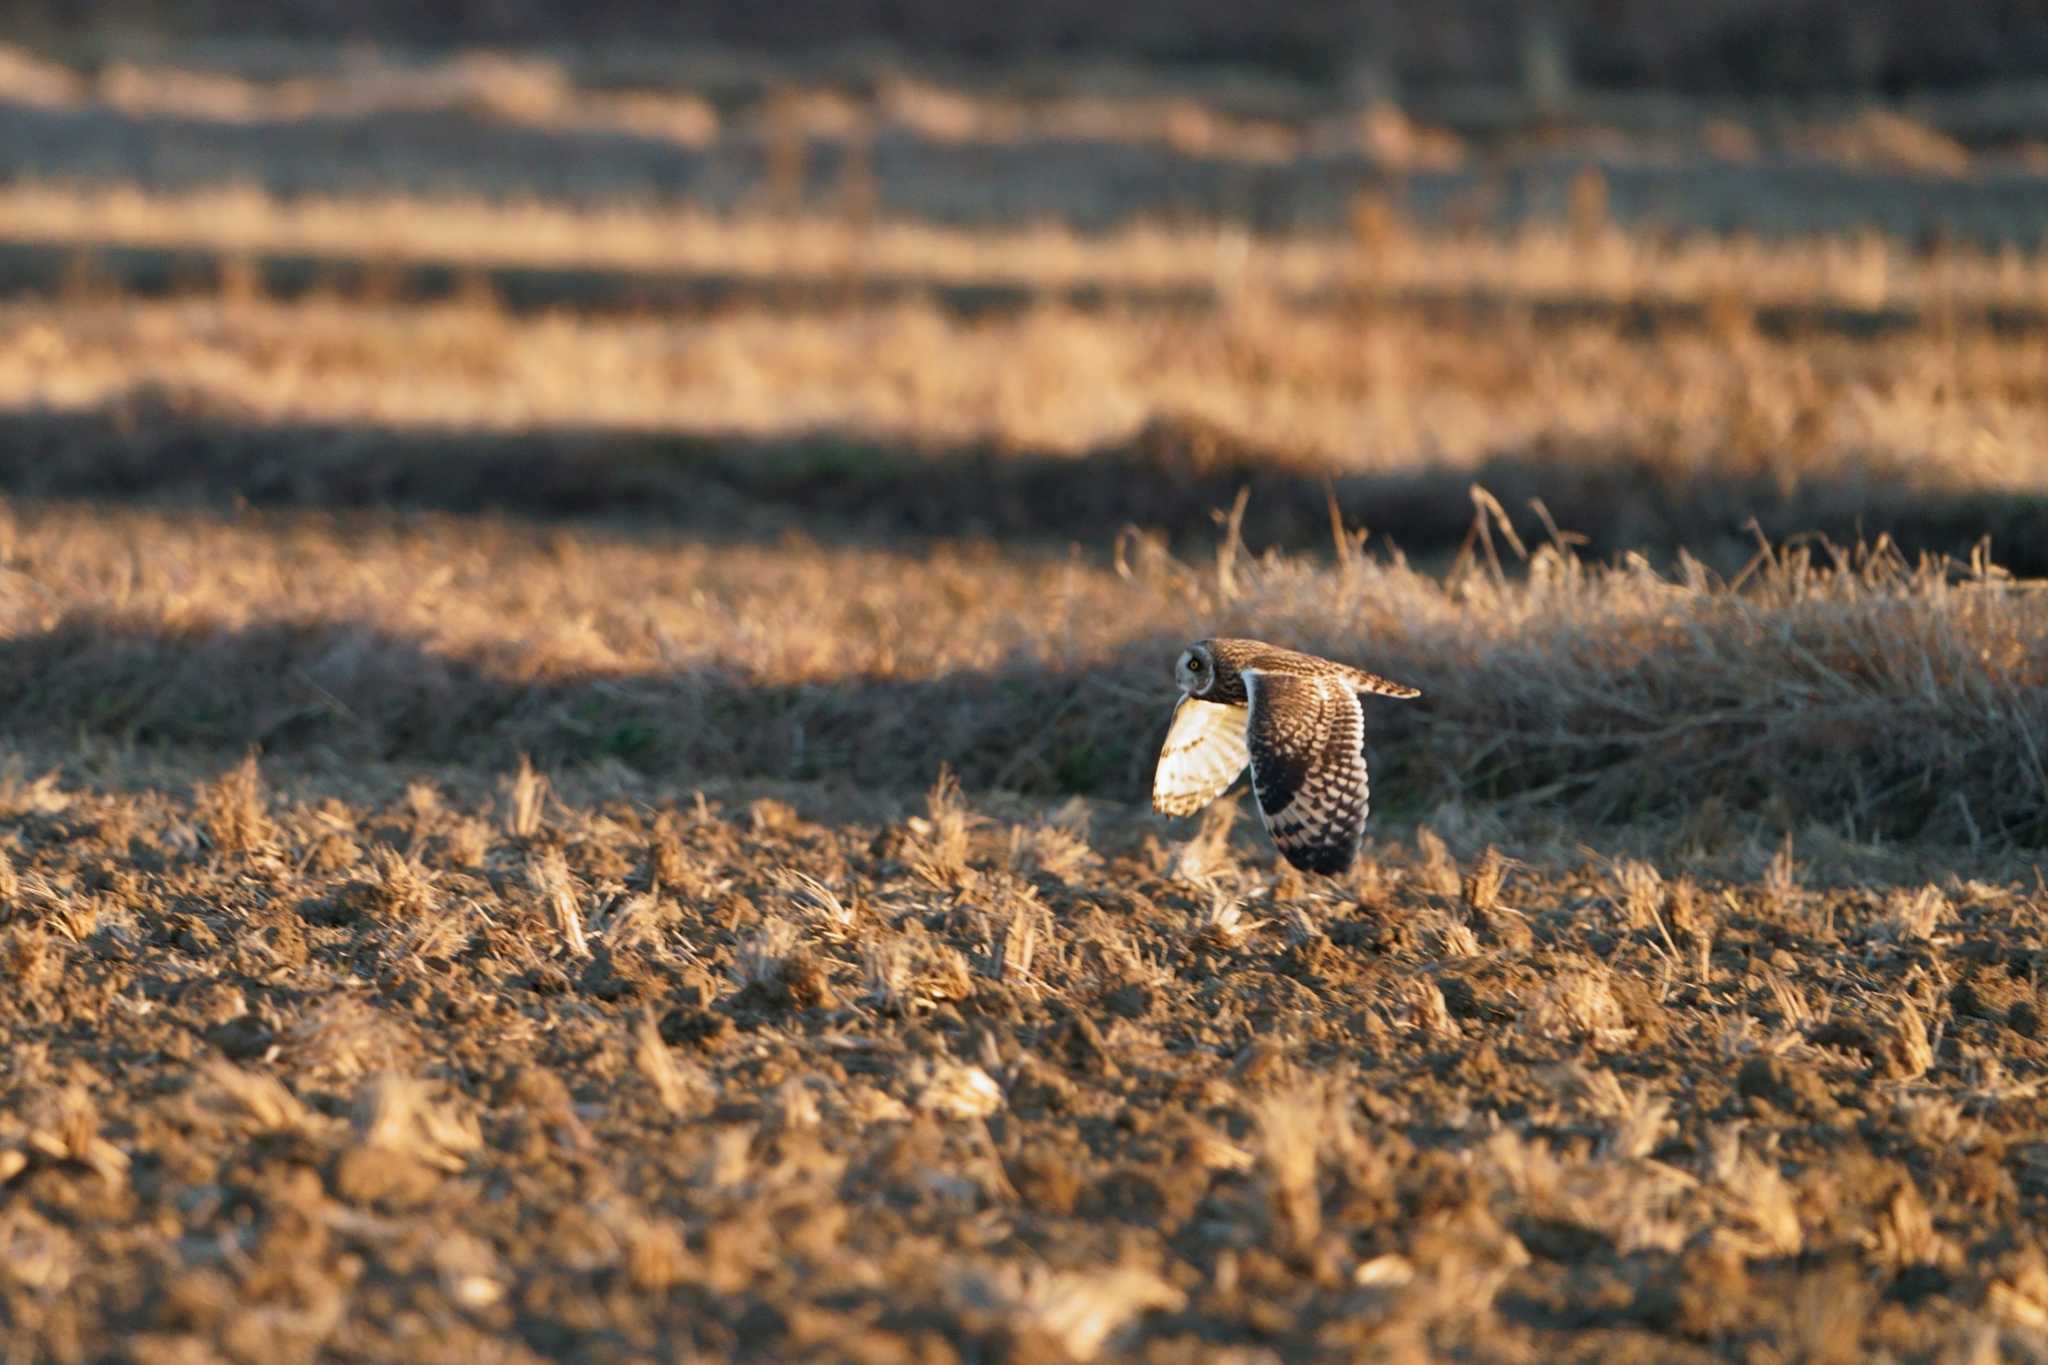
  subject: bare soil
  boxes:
[1,34,2047,1363]
[3,756,2045,1362]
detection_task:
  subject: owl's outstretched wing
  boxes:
[1244,671,1371,876]
[1152,696,1250,817]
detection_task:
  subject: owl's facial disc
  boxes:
[1177,647,1214,696]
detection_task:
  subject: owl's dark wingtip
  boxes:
[1278,842,1361,877]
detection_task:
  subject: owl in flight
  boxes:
[1152,639,1420,876]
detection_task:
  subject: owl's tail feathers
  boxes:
[1350,668,1422,700]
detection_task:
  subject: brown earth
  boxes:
[1,755,2044,1361]
[0,489,2043,1360]
[2,38,2048,1363]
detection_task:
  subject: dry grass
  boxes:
[0,497,2042,850]
[0,45,2040,320]
[0,280,2045,582]
[1,35,2047,1360]
[9,180,2048,316]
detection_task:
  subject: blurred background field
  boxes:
[3,5,2048,1362]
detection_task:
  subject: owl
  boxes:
[1151,638,1420,876]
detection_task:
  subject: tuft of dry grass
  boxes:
[198,1059,316,1135]
[1255,1081,1341,1255]
[527,847,590,958]
[1017,1263,1186,1359]
[196,751,273,855]
[905,767,976,889]
[501,755,551,840]
[350,1073,483,1173]
[366,845,438,918]
[1521,964,1630,1043]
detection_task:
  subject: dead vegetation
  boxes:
[2,242,2047,584]
[0,32,2046,1363]
[0,497,2041,850]
[11,180,2048,318]
[14,278,2048,480]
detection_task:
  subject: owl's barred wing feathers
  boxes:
[1200,638,1421,703]
[1154,639,1408,874]
[1151,696,1250,817]
[1243,671,1371,876]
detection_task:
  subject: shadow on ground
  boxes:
[9,96,2048,241]
[0,613,1187,802]
[13,238,2046,340]
[0,401,2044,576]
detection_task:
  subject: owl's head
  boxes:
[1176,641,1229,699]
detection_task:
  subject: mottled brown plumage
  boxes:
[1151,638,1419,876]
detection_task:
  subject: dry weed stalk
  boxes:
[1890,999,1938,1080]
[1171,797,1241,883]
[1580,1072,1675,1161]
[527,848,589,958]
[961,1261,1185,1361]
[906,767,976,888]
[283,995,406,1084]
[352,1074,482,1173]
[502,755,549,839]
[1521,965,1632,1044]
[1611,859,1664,930]
[1707,1126,1804,1257]
[1191,887,1264,950]
[1404,976,1461,1038]
[1460,846,1509,915]
[622,1216,693,1293]
[369,845,438,918]
[1426,906,1480,959]
[993,892,1046,992]
[18,1088,130,1186]
[200,1059,314,1134]
[1868,1180,1955,1271]
[1990,1254,2048,1329]
[865,925,973,1016]
[776,869,858,941]
[634,1028,698,1119]
[1763,836,1805,910]
[1414,829,1460,897]
[916,1061,1004,1120]
[1213,486,1252,601]
[197,752,272,855]
[1882,885,1950,943]
[1255,1079,1360,1256]
[1007,816,1096,881]
[735,917,803,991]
